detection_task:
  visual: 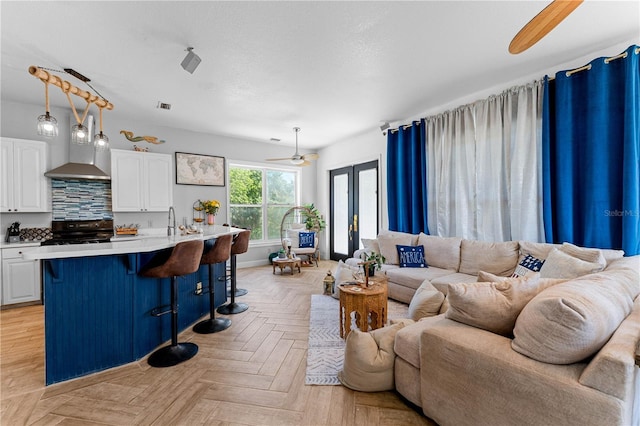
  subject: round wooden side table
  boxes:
[272,257,302,275]
[339,275,388,339]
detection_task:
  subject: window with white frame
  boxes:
[228,162,300,242]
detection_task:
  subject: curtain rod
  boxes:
[388,45,639,133]
[565,46,638,77]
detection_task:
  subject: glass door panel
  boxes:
[329,160,378,260]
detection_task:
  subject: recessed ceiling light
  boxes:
[270,138,281,143]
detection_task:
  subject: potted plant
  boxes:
[302,203,326,232]
[360,251,385,276]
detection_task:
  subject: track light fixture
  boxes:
[181,47,201,74]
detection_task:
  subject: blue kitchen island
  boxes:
[24,226,242,385]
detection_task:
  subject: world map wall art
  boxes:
[175,152,225,186]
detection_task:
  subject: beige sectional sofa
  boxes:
[345,231,640,426]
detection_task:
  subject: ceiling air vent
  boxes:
[157,102,171,110]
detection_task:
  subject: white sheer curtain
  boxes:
[425,81,544,242]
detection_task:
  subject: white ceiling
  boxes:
[1,1,638,150]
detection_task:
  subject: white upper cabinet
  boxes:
[110,149,173,212]
[0,138,49,212]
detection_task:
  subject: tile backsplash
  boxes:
[52,179,113,221]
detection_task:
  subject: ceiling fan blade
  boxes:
[266,157,293,161]
[298,160,312,167]
[302,153,319,161]
[509,0,583,54]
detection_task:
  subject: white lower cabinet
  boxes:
[1,247,41,305]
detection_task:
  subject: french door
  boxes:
[329,160,379,261]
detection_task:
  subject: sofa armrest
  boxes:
[353,248,367,260]
[579,297,640,400]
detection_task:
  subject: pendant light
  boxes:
[28,66,115,147]
[69,97,91,145]
[94,105,109,151]
[36,81,58,138]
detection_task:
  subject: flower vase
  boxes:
[207,214,214,225]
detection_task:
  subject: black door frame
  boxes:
[329,160,379,261]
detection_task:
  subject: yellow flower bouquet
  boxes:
[200,199,221,215]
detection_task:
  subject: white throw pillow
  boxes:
[338,322,406,392]
[332,260,359,299]
[539,248,604,279]
[407,280,445,321]
[458,240,519,276]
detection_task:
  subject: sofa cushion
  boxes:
[539,248,604,279]
[378,233,414,265]
[444,274,558,336]
[397,245,427,268]
[386,267,454,292]
[361,238,380,254]
[559,242,606,269]
[430,272,478,294]
[408,280,445,321]
[512,268,638,364]
[378,230,419,245]
[417,233,462,270]
[458,240,519,276]
[518,240,559,260]
[394,315,445,369]
[338,321,407,392]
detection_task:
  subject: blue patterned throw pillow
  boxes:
[299,232,315,248]
[512,254,545,277]
[397,245,428,268]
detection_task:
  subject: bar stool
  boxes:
[193,234,233,334]
[141,239,204,367]
[217,230,250,315]
[222,224,247,297]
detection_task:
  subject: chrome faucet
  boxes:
[168,206,176,236]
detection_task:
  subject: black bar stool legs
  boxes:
[148,276,199,367]
[217,253,248,314]
[194,234,233,334]
[193,264,231,333]
[217,230,250,315]
[141,240,204,368]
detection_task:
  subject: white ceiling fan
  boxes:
[266,127,319,166]
[509,0,583,54]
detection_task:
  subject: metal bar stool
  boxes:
[217,230,250,315]
[193,234,233,334]
[141,239,204,367]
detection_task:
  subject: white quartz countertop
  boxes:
[0,240,43,249]
[22,225,245,260]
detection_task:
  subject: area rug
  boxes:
[305,294,409,385]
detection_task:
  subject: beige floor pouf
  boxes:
[337,320,411,392]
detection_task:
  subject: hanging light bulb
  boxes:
[36,81,58,139]
[71,123,90,145]
[70,99,91,145]
[94,105,109,151]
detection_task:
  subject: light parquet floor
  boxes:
[1,260,435,425]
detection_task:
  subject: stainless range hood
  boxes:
[45,115,110,180]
